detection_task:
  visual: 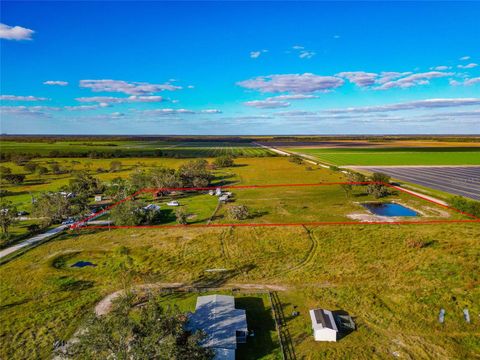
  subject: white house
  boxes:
[188,295,248,360]
[309,308,338,342]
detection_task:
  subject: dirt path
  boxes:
[95,282,289,316]
[285,225,320,274]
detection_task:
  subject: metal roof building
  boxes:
[309,308,339,342]
[188,295,248,360]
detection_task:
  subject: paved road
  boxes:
[0,220,113,260]
[0,225,68,259]
[349,166,480,201]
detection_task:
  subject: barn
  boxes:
[309,308,338,342]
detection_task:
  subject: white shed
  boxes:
[309,309,338,342]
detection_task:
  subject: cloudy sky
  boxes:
[1,1,479,135]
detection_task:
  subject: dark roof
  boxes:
[313,309,334,329]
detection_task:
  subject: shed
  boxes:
[94,195,103,202]
[309,308,338,342]
[188,295,248,359]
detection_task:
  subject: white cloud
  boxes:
[137,108,220,116]
[0,23,34,40]
[244,100,291,109]
[375,71,453,90]
[337,71,378,87]
[79,79,182,95]
[292,45,304,50]
[250,50,267,59]
[200,109,222,114]
[299,50,315,59]
[431,66,451,71]
[0,106,53,117]
[460,56,471,61]
[0,95,49,101]
[266,94,317,101]
[276,110,318,116]
[43,80,68,86]
[76,95,164,104]
[449,77,480,86]
[326,98,480,113]
[237,73,344,93]
[457,63,478,69]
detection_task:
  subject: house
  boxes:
[309,308,338,342]
[94,195,102,202]
[188,295,248,360]
[215,188,222,196]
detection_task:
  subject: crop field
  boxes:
[351,166,480,201]
[0,140,274,158]
[286,147,480,166]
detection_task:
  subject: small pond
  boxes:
[71,261,97,268]
[362,202,418,217]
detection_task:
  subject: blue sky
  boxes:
[1,1,479,135]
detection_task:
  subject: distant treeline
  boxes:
[0,135,252,143]
[2,134,479,143]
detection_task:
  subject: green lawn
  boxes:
[288,147,480,166]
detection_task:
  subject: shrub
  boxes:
[288,155,303,164]
[213,155,234,168]
[228,205,250,220]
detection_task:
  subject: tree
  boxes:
[23,162,38,173]
[37,166,49,176]
[288,155,303,164]
[0,166,12,175]
[340,183,353,198]
[32,193,71,225]
[228,205,250,220]
[61,294,213,360]
[106,177,136,201]
[149,167,180,190]
[69,171,102,197]
[0,201,17,236]
[346,171,366,184]
[110,201,146,226]
[109,160,122,172]
[175,207,188,225]
[2,174,26,184]
[177,160,213,188]
[213,155,234,168]
[367,172,391,199]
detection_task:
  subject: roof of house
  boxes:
[309,309,338,332]
[188,295,248,350]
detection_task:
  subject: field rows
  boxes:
[288,147,480,166]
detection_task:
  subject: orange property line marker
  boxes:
[71,182,479,230]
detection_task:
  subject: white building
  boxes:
[309,308,338,342]
[188,295,248,360]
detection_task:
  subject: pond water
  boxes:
[362,202,418,217]
[71,261,97,268]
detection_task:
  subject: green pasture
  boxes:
[0,223,478,359]
[288,147,480,166]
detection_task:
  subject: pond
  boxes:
[71,261,97,268]
[362,202,418,217]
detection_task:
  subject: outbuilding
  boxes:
[309,308,338,342]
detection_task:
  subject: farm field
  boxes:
[286,147,480,166]
[0,223,479,359]
[0,140,273,158]
[350,166,480,201]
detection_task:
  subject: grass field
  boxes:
[0,223,478,359]
[287,147,480,166]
